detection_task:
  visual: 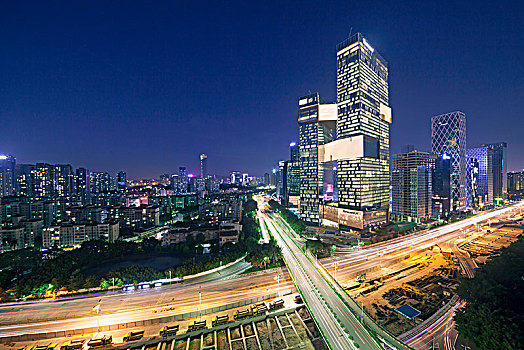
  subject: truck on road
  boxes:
[269,299,284,310]
[159,325,179,337]
[187,320,207,332]
[123,330,144,342]
[211,315,229,326]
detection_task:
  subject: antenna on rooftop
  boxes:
[349,27,353,37]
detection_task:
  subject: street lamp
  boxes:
[331,262,338,281]
[274,275,280,297]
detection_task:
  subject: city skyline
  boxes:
[1,1,523,178]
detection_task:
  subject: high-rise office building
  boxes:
[508,171,524,194]
[432,154,452,218]
[298,93,337,224]
[263,173,270,186]
[177,167,189,193]
[284,142,300,207]
[75,168,90,205]
[327,33,392,230]
[117,171,127,191]
[466,147,493,208]
[0,155,16,196]
[431,111,467,211]
[200,154,208,178]
[466,142,508,207]
[482,142,507,202]
[391,151,436,223]
[230,171,241,184]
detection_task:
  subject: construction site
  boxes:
[342,218,523,337]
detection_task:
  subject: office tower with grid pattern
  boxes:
[482,142,507,202]
[334,33,392,230]
[431,111,467,211]
[466,146,493,208]
[298,92,336,224]
[391,151,436,222]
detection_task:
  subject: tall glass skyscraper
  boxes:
[200,154,208,179]
[391,151,436,222]
[431,111,467,211]
[482,142,507,202]
[297,34,392,231]
[466,147,492,207]
[333,33,391,230]
[298,93,337,224]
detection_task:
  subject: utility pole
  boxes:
[199,286,202,320]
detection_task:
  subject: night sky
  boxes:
[1,1,523,178]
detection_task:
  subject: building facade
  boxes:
[42,220,119,248]
[508,171,524,195]
[298,93,337,224]
[391,151,436,223]
[431,111,467,211]
[466,146,493,208]
[482,142,507,202]
[200,154,208,178]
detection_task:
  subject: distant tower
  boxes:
[200,154,208,178]
[75,168,91,205]
[432,111,467,211]
[0,155,16,196]
[117,171,127,191]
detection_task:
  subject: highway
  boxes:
[2,199,521,346]
[322,201,524,280]
[261,209,381,349]
[0,259,293,338]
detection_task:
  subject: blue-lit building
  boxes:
[0,155,16,197]
[432,154,452,218]
[117,171,127,191]
[466,147,492,208]
[466,142,507,207]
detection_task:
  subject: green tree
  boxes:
[454,237,524,349]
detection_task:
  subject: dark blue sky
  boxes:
[1,1,523,178]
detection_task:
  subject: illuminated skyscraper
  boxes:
[284,142,300,207]
[391,151,436,223]
[200,154,208,178]
[117,171,127,191]
[54,164,74,197]
[466,146,492,208]
[33,163,54,198]
[75,168,91,205]
[482,142,507,202]
[432,111,467,211]
[0,155,16,197]
[326,33,392,230]
[298,93,337,224]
